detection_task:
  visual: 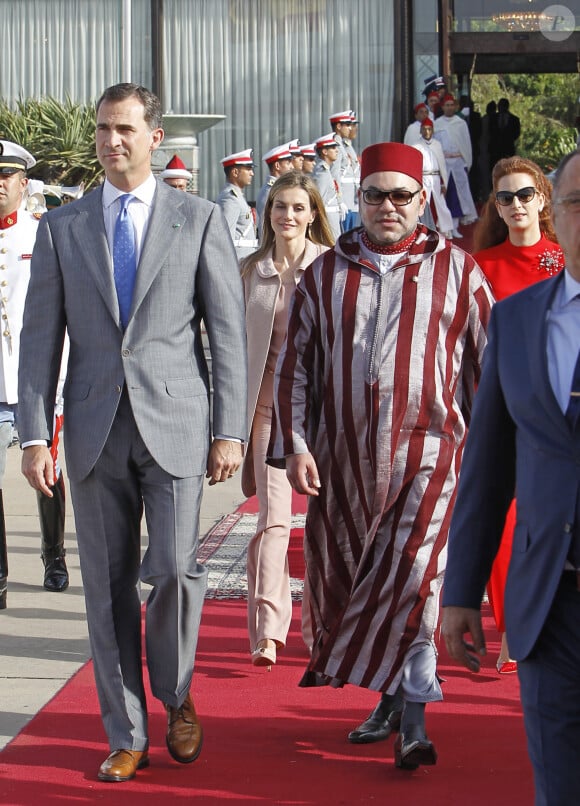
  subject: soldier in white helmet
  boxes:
[255,144,294,235]
[216,149,258,259]
[313,133,343,241]
[301,143,317,175]
[329,109,359,231]
[0,140,69,607]
[288,139,304,172]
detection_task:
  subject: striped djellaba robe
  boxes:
[272,225,493,694]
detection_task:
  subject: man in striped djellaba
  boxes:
[270,141,493,771]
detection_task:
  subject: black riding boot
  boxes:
[37,473,68,592]
[0,489,7,608]
[348,686,404,743]
[394,701,438,769]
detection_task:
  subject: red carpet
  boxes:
[0,491,534,805]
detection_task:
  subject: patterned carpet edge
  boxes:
[199,511,306,600]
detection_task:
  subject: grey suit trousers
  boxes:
[70,390,207,751]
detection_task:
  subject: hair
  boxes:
[552,149,580,198]
[473,156,557,252]
[240,171,335,278]
[96,83,163,130]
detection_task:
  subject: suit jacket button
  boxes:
[564,523,573,533]
[122,349,131,357]
[115,385,122,393]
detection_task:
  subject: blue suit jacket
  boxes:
[443,270,580,660]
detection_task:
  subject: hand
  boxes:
[441,606,486,673]
[21,445,55,497]
[286,453,321,496]
[206,439,243,486]
[339,203,349,221]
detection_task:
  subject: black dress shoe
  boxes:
[348,697,403,744]
[394,724,437,769]
[43,556,69,592]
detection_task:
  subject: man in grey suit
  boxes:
[18,83,247,783]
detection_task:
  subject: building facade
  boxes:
[2,1,576,199]
[1,1,432,198]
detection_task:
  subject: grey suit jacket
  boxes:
[18,180,247,482]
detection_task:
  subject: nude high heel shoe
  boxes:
[251,638,276,668]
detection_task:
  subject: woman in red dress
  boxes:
[473,156,564,673]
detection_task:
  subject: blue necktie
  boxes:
[566,349,580,431]
[113,194,137,330]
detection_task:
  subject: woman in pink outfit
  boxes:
[240,172,335,667]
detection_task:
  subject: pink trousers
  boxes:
[247,403,293,650]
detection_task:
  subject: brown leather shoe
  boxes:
[165,692,203,763]
[97,749,149,782]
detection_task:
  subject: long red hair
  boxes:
[473,156,557,252]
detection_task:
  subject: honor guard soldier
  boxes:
[412,118,454,239]
[329,109,359,231]
[288,139,304,171]
[301,143,317,174]
[434,93,479,237]
[313,133,344,241]
[159,153,192,191]
[256,143,294,234]
[216,149,258,259]
[404,102,430,146]
[0,140,69,608]
[423,75,447,119]
[345,111,361,225]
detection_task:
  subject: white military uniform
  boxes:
[403,121,422,146]
[413,136,453,238]
[331,134,358,215]
[434,114,478,225]
[0,207,40,403]
[313,161,342,241]
[329,111,360,231]
[256,176,276,236]
[216,182,258,259]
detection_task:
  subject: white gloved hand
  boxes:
[339,203,349,221]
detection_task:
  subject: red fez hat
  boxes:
[427,91,439,100]
[160,154,192,180]
[414,103,428,113]
[360,142,423,186]
[421,118,434,128]
[442,93,455,103]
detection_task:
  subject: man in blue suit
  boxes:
[442,148,580,806]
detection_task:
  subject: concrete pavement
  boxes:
[0,441,245,751]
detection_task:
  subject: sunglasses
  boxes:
[495,186,537,206]
[361,187,421,206]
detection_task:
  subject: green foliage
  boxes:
[0,96,103,189]
[503,74,577,126]
[471,74,578,172]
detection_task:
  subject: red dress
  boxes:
[475,235,564,631]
